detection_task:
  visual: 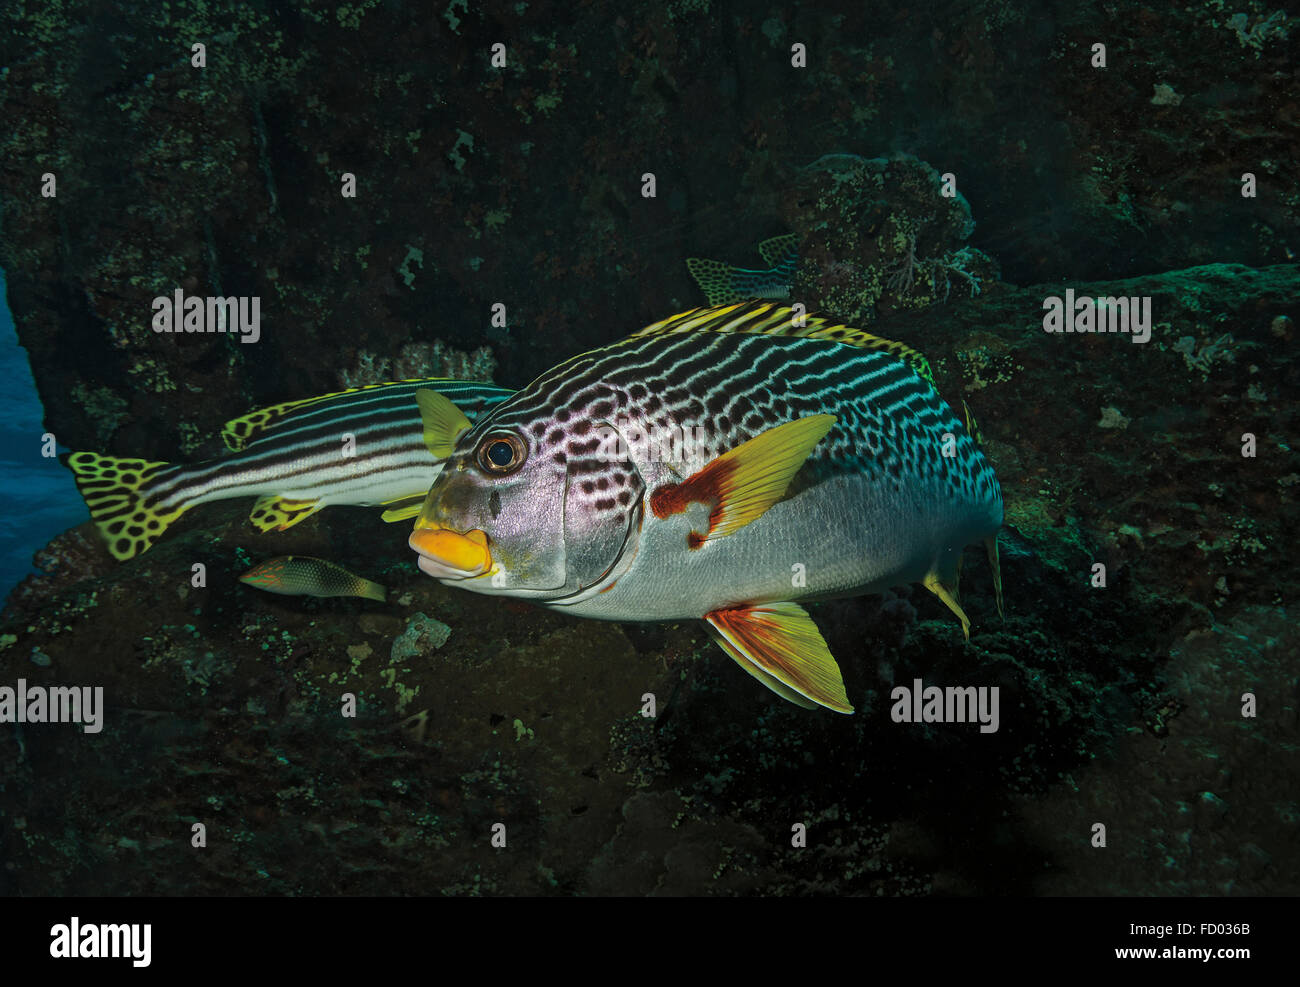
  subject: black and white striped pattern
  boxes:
[460,313,1000,532]
[143,380,512,511]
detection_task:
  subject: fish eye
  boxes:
[476,432,527,474]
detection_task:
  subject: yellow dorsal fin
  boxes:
[756,232,798,267]
[220,377,464,452]
[684,256,742,307]
[705,602,853,713]
[628,302,935,387]
[648,414,835,547]
[415,389,473,459]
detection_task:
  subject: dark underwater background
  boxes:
[0,0,1295,896]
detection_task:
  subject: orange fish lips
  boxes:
[408,523,492,579]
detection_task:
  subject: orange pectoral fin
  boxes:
[649,414,835,548]
[704,602,854,714]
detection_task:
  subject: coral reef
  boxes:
[0,0,1297,898]
[1,259,1295,895]
[338,340,498,389]
[786,153,999,324]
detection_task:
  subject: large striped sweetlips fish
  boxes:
[409,302,1004,713]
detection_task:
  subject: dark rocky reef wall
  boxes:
[1,1,1296,459]
[1,0,1297,897]
[2,263,1295,895]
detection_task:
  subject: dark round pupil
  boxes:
[487,441,514,467]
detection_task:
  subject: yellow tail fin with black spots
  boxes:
[66,452,189,560]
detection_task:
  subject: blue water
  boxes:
[0,268,90,604]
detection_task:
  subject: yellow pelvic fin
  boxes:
[756,233,799,267]
[705,602,853,713]
[629,302,936,387]
[685,257,742,307]
[220,377,465,452]
[415,388,473,459]
[380,498,425,523]
[648,414,835,545]
[923,566,971,640]
[986,534,1004,619]
[248,496,324,533]
[66,452,189,561]
[713,643,819,710]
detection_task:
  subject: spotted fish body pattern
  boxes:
[68,378,512,560]
[240,555,387,602]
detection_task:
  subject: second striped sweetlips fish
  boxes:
[686,233,799,306]
[68,378,512,560]
[408,302,1004,714]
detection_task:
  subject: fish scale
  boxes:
[483,335,987,515]
[556,336,994,618]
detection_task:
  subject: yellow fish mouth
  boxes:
[408,522,492,579]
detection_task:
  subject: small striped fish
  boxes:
[686,233,798,306]
[408,302,1003,714]
[68,378,512,560]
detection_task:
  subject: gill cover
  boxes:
[415,448,570,595]
[557,424,646,595]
